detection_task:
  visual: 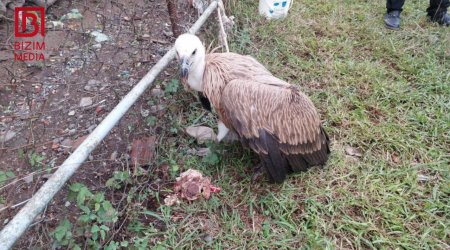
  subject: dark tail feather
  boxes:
[258,130,287,183]
[303,127,330,166]
[286,155,309,172]
[198,92,211,112]
[322,126,331,154]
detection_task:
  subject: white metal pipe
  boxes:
[0,1,219,248]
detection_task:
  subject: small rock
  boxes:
[203,234,213,244]
[87,79,101,85]
[49,21,64,29]
[90,30,109,43]
[68,110,75,116]
[0,130,16,143]
[164,194,180,206]
[417,174,430,182]
[61,138,73,149]
[150,105,165,113]
[64,201,71,207]
[151,87,164,97]
[110,151,118,161]
[186,126,216,144]
[84,79,100,91]
[89,155,94,161]
[163,30,173,37]
[345,146,363,157]
[87,124,96,133]
[23,174,34,184]
[140,109,150,118]
[79,97,93,107]
[84,85,96,91]
[52,137,62,144]
[92,43,102,49]
[345,155,359,163]
[61,9,83,20]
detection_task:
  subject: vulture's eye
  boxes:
[192,49,197,55]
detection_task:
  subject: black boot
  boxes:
[430,12,450,26]
[384,10,401,30]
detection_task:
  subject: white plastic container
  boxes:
[259,0,293,19]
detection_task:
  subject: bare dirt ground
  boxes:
[0,0,207,247]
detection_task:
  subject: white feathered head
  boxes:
[174,33,206,91]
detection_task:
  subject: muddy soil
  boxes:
[0,0,210,247]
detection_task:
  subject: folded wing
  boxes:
[220,77,330,182]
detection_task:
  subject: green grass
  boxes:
[156,0,448,248]
[51,0,449,249]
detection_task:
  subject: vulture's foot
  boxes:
[250,163,266,183]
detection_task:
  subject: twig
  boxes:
[0,140,52,152]
[217,1,229,53]
[0,198,32,213]
[0,166,58,192]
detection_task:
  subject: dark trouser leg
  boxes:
[387,0,406,12]
[385,0,404,29]
[427,0,450,18]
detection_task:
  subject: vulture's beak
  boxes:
[180,57,190,82]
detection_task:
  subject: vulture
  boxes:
[174,33,330,183]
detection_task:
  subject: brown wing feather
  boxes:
[203,53,272,114]
[221,77,324,153]
[219,76,330,183]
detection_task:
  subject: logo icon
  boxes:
[14,7,45,37]
[13,7,46,61]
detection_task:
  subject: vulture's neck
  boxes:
[202,54,229,117]
[188,58,205,92]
